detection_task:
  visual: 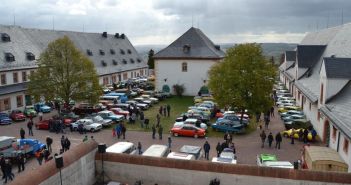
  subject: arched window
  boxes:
[182,62,187,72]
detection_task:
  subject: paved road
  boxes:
[0,108,319,184]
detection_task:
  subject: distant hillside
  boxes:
[135,43,297,64]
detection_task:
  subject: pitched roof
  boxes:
[324,57,351,79]
[321,81,351,140]
[154,27,225,59]
[297,45,326,68]
[0,25,146,76]
[285,51,296,62]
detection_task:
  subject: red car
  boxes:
[170,124,206,138]
[35,119,72,130]
[110,108,130,118]
[9,110,26,121]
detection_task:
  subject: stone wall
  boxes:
[96,153,351,185]
[9,140,97,185]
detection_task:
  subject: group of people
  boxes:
[112,123,127,139]
[0,155,14,183]
[158,104,171,117]
[259,130,283,149]
[60,135,71,153]
[49,116,67,134]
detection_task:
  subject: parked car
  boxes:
[179,145,202,160]
[212,148,237,164]
[110,108,129,119]
[134,97,153,106]
[0,113,12,125]
[257,154,293,169]
[87,115,113,127]
[281,128,313,141]
[126,101,149,110]
[173,118,208,130]
[140,95,159,104]
[34,102,51,113]
[170,124,206,138]
[280,110,304,119]
[256,154,277,166]
[24,105,37,117]
[72,103,104,115]
[35,119,51,130]
[71,119,102,132]
[283,114,307,127]
[9,110,26,121]
[60,111,79,122]
[278,106,301,113]
[97,110,124,123]
[217,114,248,126]
[211,119,245,133]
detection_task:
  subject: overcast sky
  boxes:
[1,0,350,45]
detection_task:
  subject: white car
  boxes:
[212,148,237,164]
[71,119,103,132]
[276,100,296,106]
[88,115,113,127]
[140,95,159,104]
[173,118,207,130]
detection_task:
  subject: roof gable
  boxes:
[154,27,225,59]
[324,57,351,79]
[297,45,326,68]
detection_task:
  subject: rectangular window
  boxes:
[103,77,109,85]
[131,72,133,78]
[332,126,337,141]
[317,111,321,121]
[16,95,23,107]
[182,62,187,72]
[1,74,6,85]
[112,75,116,83]
[13,72,18,83]
[123,73,128,80]
[320,83,324,104]
[0,98,11,111]
[343,139,349,154]
[22,71,27,82]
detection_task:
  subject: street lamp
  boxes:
[54,154,64,185]
[98,143,107,185]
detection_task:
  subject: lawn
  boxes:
[123,96,258,138]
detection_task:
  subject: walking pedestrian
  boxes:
[64,137,71,151]
[303,129,309,143]
[35,151,44,165]
[137,142,142,155]
[158,125,163,140]
[140,111,144,128]
[121,123,126,139]
[264,114,270,130]
[116,124,121,139]
[159,106,163,115]
[60,135,65,151]
[290,128,295,144]
[275,132,282,149]
[203,141,211,160]
[156,114,160,127]
[163,106,167,117]
[46,136,53,153]
[17,153,25,173]
[260,130,266,148]
[20,128,25,139]
[83,135,88,142]
[166,104,171,117]
[216,142,221,157]
[168,136,172,149]
[270,106,274,118]
[27,120,34,136]
[268,132,274,148]
[38,111,43,121]
[152,124,156,139]
[3,159,14,183]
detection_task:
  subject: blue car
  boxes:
[97,110,125,123]
[217,114,248,126]
[34,103,51,113]
[211,119,245,133]
[0,112,12,125]
[16,138,46,155]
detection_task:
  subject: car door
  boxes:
[182,126,192,136]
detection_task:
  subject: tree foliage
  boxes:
[28,36,102,105]
[147,49,155,69]
[208,43,276,116]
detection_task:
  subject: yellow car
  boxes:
[278,106,301,113]
[281,128,313,141]
[147,75,155,81]
[194,96,203,104]
[201,95,214,101]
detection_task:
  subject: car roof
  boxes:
[180,145,202,155]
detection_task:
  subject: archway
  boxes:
[324,120,330,146]
[199,85,209,95]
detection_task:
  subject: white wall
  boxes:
[0,92,26,113]
[155,59,219,96]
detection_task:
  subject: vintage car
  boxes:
[60,111,80,122]
[170,124,206,138]
[212,148,237,164]
[176,112,209,124]
[256,154,278,166]
[0,113,12,125]
[86,115,113,127]
[9,110,26,121]
[257,154,293,169]
[280,110,304,119]
[278,106,301,113]
[140,94,159,104]
[211,119,245,133]
[71,119,103,132]
[34,102,51,113]
[24,105,37,117]
[35,119,72,130]
[134,97,153,106]
[110,108,130,119]
[217,114,248,126]
[72,103,104,115]
[193,96,203,104]
[173,118,208,130]
[125,101,149,110]
[281,128,313,141]
[179,145,202,160]
[97,110,125,123]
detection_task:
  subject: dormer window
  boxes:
[122,59,127,64]
[127,49,132,54]
[120,49,125,55]
[183,44,191,53]
[101,60,107,66]
[5,53,15,62]
[102,32,107,38]
[120,34,125,39]
[137,59,141,63]
[112,59,118,65]
[110,49,115,55]
[87,49,93,56]
[130,59,135,64]
[114,33,120,38]
[26,52,35,61]
[100,50,105,55]
[1,33,10,42]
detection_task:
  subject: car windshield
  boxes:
[94,116,104,121]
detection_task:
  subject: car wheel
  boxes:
[194,134,198,138]
[173,132,178,137]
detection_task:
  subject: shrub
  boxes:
[173,84,185,97]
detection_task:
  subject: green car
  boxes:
[24,105,37,117]
[256,154,277,166]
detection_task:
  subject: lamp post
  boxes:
[54,154,64,185]
[98,143,107,185]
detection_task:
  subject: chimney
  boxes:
[102,32,107,38]
[214,45,221,50]
[120,33,125,39]
[115,33,120,38]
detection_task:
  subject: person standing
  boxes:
[121,123,126,139]
[3,159,14,183]
[303,129,309,143]
[260,130,266,148]
[46,136,53,153]
[158,106,163,115]
[166,104,171,117]
[38,111,43,121]
[83,135,88,142]
[116,124,122,139]
[163,106,167,117]
[203,141,211,160]
[158,125,163,140]
[64,137,71,151]
[268,132,274,148]
[290,128,295,144]
[264,114,270,130]
[216,142,221,157]
[35,151,44,165]
[27,120,34,136]
[168,136,172,149]
[156,114,161,127]
[60,135,65,152]
[275,132,282,149]
[20,128,25,139]
[17,153,25,173]
[270,106,274,118]
[137,142,142,155]
[140,111,144,128]
[152,124,156,139]
[1,155,6,179]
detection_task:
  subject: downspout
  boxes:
[337,131,341,152]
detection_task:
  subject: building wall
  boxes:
[0,92,26,113]
[98,67,148,85]
[155,59,219,96]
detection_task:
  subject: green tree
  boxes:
[208,43,276,123]
[147,49,155,69]
[28,36,102,105]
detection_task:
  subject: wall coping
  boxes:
[9,140,98,185]
[97,152,351,184]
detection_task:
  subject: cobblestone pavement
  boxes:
[0,108,321,184]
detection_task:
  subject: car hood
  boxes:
[90,123,102,127]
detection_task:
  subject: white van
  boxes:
[142,144,169,157]
[167,152,195,160]
[263,161,294,169]
[106,142,136,154]
[100,96,120,103]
